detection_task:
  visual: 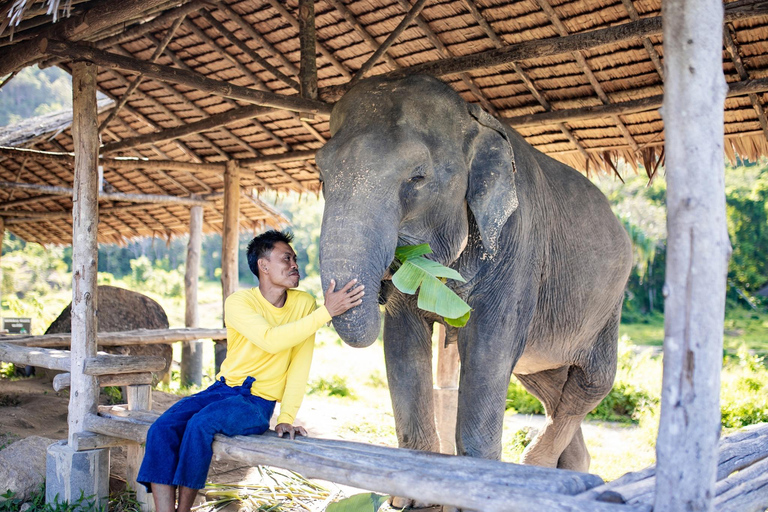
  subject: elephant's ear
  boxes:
[466,102,519,256]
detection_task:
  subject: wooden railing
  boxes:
[2,334,767,512]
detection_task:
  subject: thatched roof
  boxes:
[0,0,767,245]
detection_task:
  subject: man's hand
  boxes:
[275,423,308,440]
[324,279,365,317]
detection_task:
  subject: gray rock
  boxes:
[0,436,56,502]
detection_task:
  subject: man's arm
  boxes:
[225,294,330,354]
[275,334,314,433]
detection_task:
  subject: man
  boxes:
[137,230,364,512]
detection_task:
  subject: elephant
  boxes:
[317,74,632,474]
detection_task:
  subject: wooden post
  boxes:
[655,2,730,512]
[218,161,239,371]
[181,204,203,386]
[69,60,100,446]
[126,384,152,511]
[433,324,460,454]
[0,216,3,327]
[298,0,318,100]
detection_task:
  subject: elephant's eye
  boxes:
[407,175,425,184]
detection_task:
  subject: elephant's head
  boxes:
[317,75,519,347]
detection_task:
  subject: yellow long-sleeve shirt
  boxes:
[218,287,331,424]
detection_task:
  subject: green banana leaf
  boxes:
[391,244,471,327]
[326,493,390,512]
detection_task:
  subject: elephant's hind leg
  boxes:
[518,315,619,471]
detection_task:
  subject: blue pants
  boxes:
[137,376,275,491]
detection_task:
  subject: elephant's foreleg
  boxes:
[383,310,440,453]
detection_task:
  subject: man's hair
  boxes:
[246,230,294,279]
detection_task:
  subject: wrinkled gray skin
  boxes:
[317,75,632,472]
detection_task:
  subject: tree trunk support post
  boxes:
[182,204,204,386]
[46,60,109,510]
[298,0,318,101]
[126,385,152,511]
[655,2,731,511]
[434,324,459,454]
[218,161,240,371]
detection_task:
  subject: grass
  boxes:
[621,307,768,354]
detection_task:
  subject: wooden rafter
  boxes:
[533,0,642,161]
[298,0,318,100]
[723,23,768,140]
[0,0,173,77]
[619,0,665,81]
[263,0,352,80]
[41,40,334,116]
[350,0,429,84]
[461,0,600,172]
[325,0,400,72]
[97,13,187,133]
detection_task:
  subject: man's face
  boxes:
[260,241,300,288]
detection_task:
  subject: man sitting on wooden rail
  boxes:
[138,229,364,512]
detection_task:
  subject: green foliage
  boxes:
[392,244,471,326]
[0,66,72,126]
[327,493,389,512]
[0,487,101,512]
[505,380,544,415]
[721,346,768,429]
[308,375,354,398]
[0,363,16,380]
[103,387,123,405]
[126,256,184,298]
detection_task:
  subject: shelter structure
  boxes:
[0,0,766,511]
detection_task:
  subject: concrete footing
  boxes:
[46,440,109,510]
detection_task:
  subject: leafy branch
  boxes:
[392,244,471,327]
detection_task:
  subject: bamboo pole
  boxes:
[298,0,318,101]
[654,2,731,511]
[40,39,333,116]
[181,204,204,386]
[69,60,101,446]
[218,161,240,371]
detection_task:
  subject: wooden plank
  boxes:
[52,372,154,391]
[71,431,138,451]
[40,39,333,116]
[654,2,730,511]
[0,328,227,347]
[83,355,167,375]
[69,60,101,445]
[0,342,71,371]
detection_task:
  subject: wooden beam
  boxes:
[0,145,227,174]
[723,23,768,140]
[83,354,167,375]
[320,3,768,98]
[504,76,768,127]
[0,327,227,347]
[0,342,72,371]
[0,180,211,206]
[619,0,665,81]
[238,149,317,168]
[101,104,275,153]
[41,39,333,116]
[351,0,429,84]
[326,0,400,71]
[298,0,318,100]
[0,0,173,77]
[181,204,204,387]
[218,161,240,371]
[654,1,730,510]
[53,372,154,391]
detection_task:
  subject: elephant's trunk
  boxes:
[320,209,398,348]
